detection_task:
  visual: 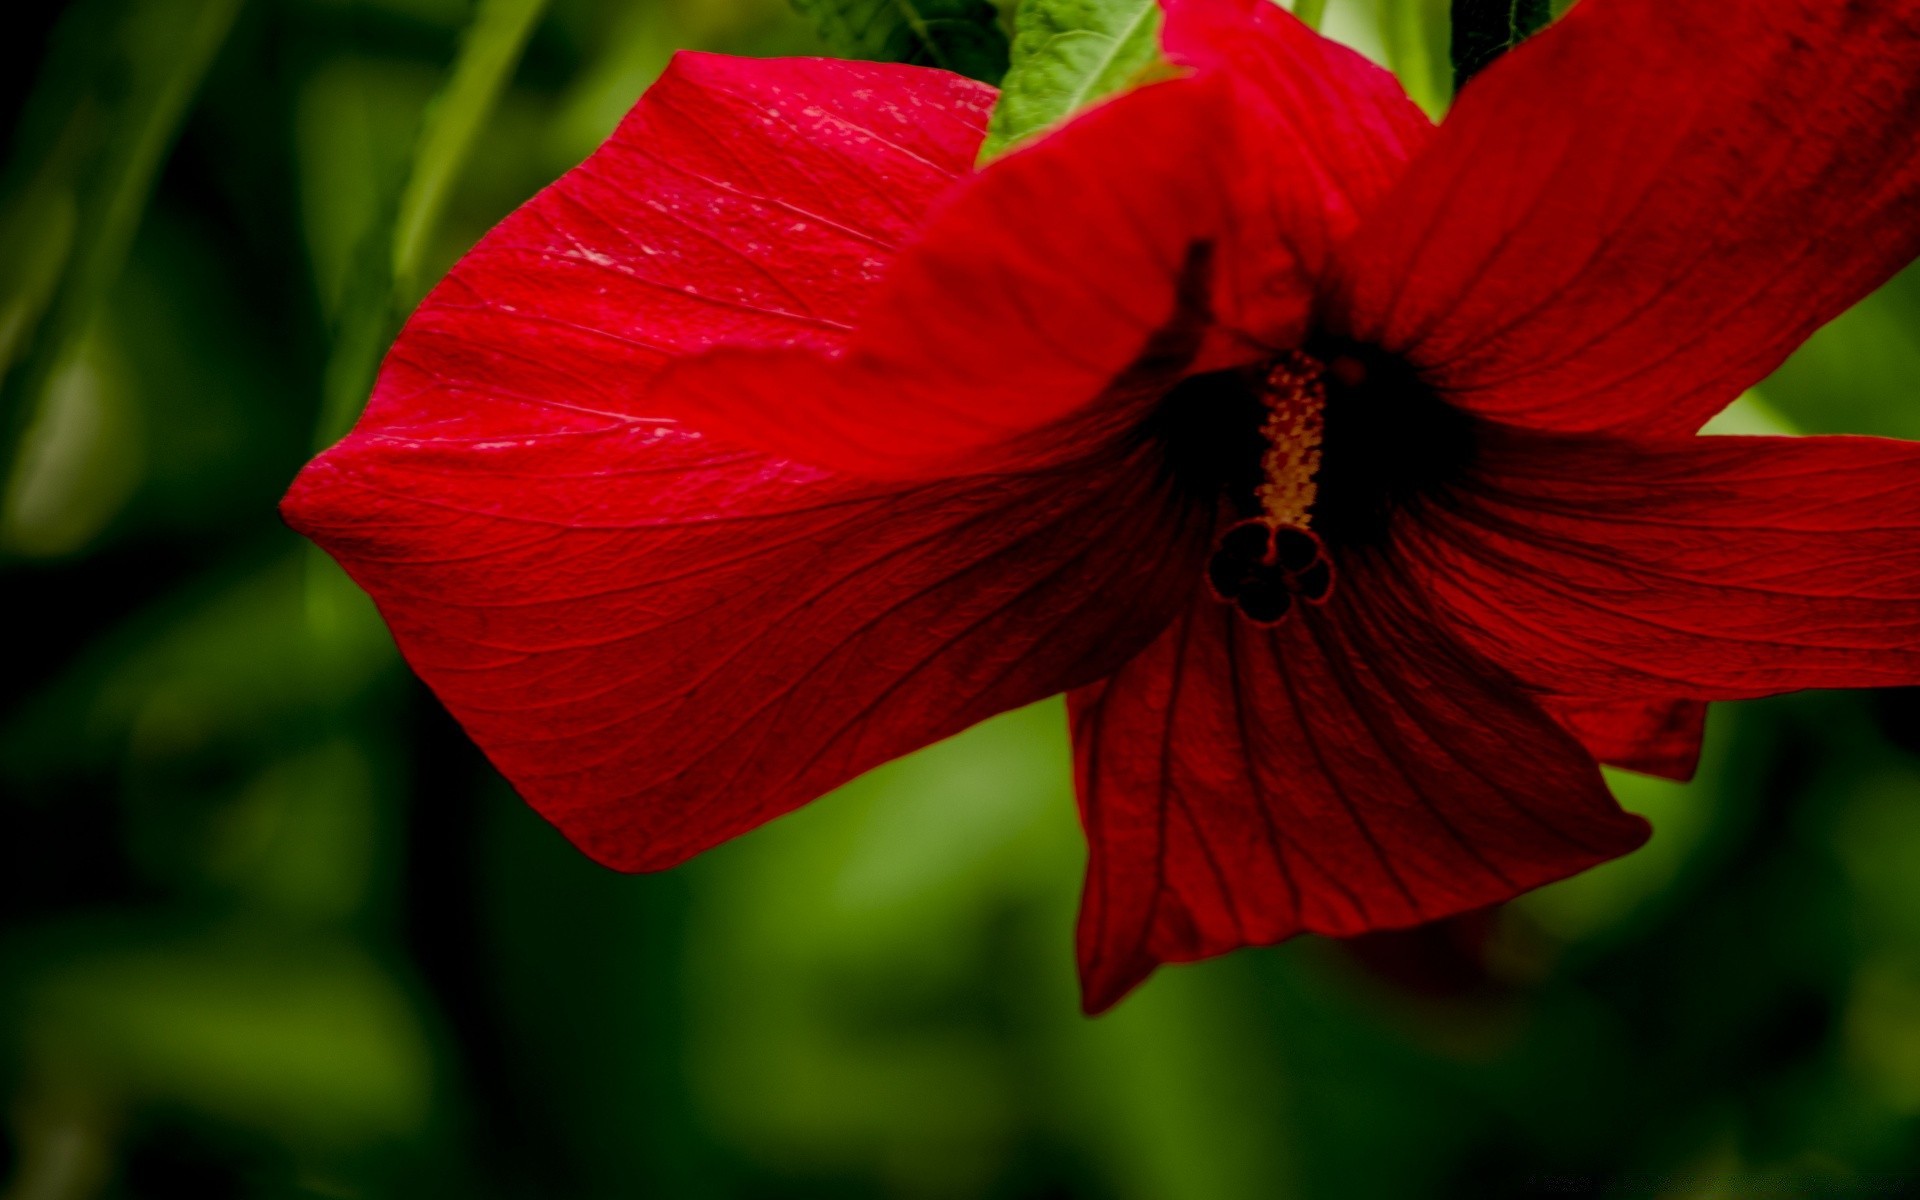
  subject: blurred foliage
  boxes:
[1374,0,1449,117]
[3,0,1920,1197]
[790,0,1010,82]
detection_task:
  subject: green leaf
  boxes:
[790,0,1011,83]
[979,0,1162,161]
[1377,0,1451,119]
[1449,0,1551,90]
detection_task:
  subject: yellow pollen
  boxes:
[1254,350,1325,529]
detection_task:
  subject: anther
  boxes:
[1252,351,1326,530]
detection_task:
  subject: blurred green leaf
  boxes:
[0,323,142,557]
[191,741,385,921]
[298,59,441,318]
[1377,0,1450,118]
[980,0,1161,160]
[0,185,75,375]
[1756,262,1920,441]
[791,0,1011,82]
[1075,967,1300,1200]
[1,555,391,782]
[17,928,433,1148]
[392,0,553,299]
[545,2,679,168]
[0,0,241,500]
[1519,760,1727,944]
[1291,0,1328,30]
[1845,961,1920,1115]
[685,700,1303,1197]
[686,702,1082,1185]
[1700,388,1801,436]
[1834,767,1920,949]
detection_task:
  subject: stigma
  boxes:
[1206,350,1337,627]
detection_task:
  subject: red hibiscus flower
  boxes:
[283,0,1920,1012]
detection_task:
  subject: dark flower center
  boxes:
[1147,339,1474,626]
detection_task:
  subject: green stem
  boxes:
[1292,0,1328,30]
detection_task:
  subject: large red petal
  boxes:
[290,419,1207,872]
[285,54,1211,870]
[361,52,992,449]
[1160,0,1434,240]
[1403,430,1920,703]
[1329,0,1920,437]
[1069,568,1647,1013]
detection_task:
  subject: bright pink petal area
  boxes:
[290,422,1208,872]
[1405,431,1920,703]
[286,53,1212,871]
[1330,0,1920,437]
[361,51,994,446]
[1068,572,1648,1013]
[1548,698,1707,783]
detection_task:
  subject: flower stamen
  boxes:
[1254,351,1325,530]
[1205,351,1336,626]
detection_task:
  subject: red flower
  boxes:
[283,0,1920,1011]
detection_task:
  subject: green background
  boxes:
[5,0,1920,1196]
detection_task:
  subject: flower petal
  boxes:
[1546,698,1707,782]
[1404,430,1920,702]
[1160,0,1434,235]
[289,420,1208,872]
[1068,568,1647,1013]
[286,53,1210,871]
[363,53,992,443]
[1329,0,1920,436]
